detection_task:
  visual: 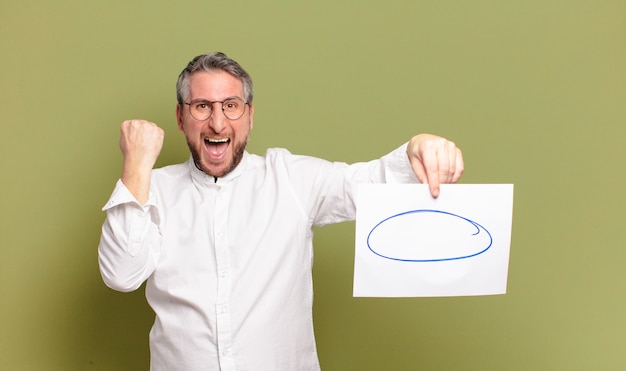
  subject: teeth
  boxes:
[205,138,229,143]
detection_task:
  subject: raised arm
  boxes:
[98,120,165,292]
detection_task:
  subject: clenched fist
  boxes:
[119,120,165,205]
[120,119,165,169]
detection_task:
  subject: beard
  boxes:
[187,136,248,178]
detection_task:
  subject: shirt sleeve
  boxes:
[378,142,420,184]
[282,142,419,227]
[98,179,162,292]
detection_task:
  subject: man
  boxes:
[99,52,463,371]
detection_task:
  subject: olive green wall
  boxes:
[1,1,624,370]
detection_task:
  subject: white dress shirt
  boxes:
[98,145,417,371]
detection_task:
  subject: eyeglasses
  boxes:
[184,97,248,121]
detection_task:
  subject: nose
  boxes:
[208,104,227,133]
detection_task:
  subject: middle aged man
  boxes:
[99,51,464,371]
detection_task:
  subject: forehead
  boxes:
[188,70,244,99]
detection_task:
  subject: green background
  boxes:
[1,1,624,370]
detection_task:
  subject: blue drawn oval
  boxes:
[366,210,492,262]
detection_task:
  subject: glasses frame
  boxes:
[183,97,249,121]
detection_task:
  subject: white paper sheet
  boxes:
[354,184,514,297]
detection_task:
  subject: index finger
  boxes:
[422,151,442,198]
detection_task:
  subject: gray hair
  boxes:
[176,52,254,104]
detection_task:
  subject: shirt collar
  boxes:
[189,151,249,186]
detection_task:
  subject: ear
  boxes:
[176,103,184,131]
[248,103,254,131]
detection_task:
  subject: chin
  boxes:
[203,162,234,178]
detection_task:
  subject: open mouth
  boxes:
[204,137,231,159]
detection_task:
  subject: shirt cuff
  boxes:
[382,142,420,184]
[102,179,157,211]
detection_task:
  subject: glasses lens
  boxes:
[223,98,246,120]
[190,101,212,121]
